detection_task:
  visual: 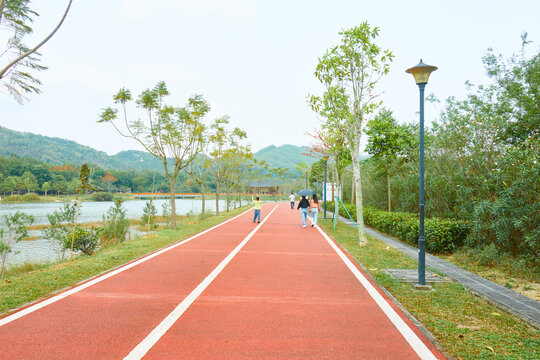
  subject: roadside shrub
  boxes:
[92,192,114,201]
[101,198,130,245]
[162,201,172,227]
[326,201,469,253]
[64,226,99,255]
[0,211,35,276]
[42,203,78,261]
[21,193,40,201]
[141,201,157,229]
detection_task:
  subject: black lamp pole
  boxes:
[323,155,329,218]
[406,59,437,286]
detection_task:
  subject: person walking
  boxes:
[309,194,321,227]
[297,195,310,228]
[252,195,261,223]
[289,192,295,209]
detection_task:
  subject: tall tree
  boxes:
[99,82,209,228]
[365,108,415,212]
[207,117,247,215]
[0,0,73,102]
[312,23,393,245]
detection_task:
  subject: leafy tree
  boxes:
[0,211,34,276]
[2,175,19,195]
[296,162,310,188]
[100,171,117,192]
[206,117,247,215]
[41,181,51,196]
[21,170,38,193]
[365,109,415,212]
[99,83,209,228]
[132,176,147,192]
[0,0,73,102]
[311,23,393,245]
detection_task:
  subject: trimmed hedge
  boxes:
[326,201,469,254]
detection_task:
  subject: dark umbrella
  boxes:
[297,189,315,197]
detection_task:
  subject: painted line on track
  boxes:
[0,207,254,328]
[124,204,279,360]
[316,226,439,360]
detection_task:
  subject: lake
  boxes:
[0,198,242,267]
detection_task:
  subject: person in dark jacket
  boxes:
[297,195,310,228]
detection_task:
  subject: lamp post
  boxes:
[406,59,437,286]
[323,154,329,218]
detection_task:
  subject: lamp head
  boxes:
[406,59,438,84]
[322,154,329,161]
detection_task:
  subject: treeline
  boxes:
[360,37,538,265]
[0,154,203,196]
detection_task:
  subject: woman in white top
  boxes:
[309,194,321,227]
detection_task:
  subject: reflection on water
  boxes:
[1,198,241,267]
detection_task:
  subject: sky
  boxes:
[1,0,539,156]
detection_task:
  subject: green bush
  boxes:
[21,193,40,201]
[6,195,22,201]
[326,201,469,254]
[92,192,114,201]
[101,198,130,245]
[141,201,157,229]
[64,226,99,255]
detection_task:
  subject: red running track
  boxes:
[0,203,446,359]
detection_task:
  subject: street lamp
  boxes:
[323,154,329,219]
[406,59,437,286]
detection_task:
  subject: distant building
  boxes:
[249,180,279,194]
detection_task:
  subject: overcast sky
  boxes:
[2,0,539,155]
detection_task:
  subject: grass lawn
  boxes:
[319,220,539,360]
[0,206,251,317]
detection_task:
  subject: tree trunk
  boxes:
[351,171,355,205]
[351,142,367,245]
[201,183,206,220]
[333,165,340,224]
[387,165,392,212]
[169,177,177,228]
[226,188,230,212]
[215,183,220,215]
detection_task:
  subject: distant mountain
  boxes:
[0,126,165,172]
[0,127,320,173]
[253,145,317,171]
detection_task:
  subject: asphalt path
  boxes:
[0,203,446,359]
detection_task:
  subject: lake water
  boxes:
[0,198,242,267]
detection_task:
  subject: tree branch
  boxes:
[0,0,73,80]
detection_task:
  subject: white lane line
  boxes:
[124,204,279,360]
[0,208,253,327]
[316,226,439,360]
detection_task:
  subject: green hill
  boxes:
[0,127,321,174]
[0,126,165,172]
[253,145,317,171]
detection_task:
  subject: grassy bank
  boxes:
[319,220,539,360]
[0,205,251,317]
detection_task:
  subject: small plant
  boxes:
[142,201,157,230]
[63,226,99,255]
[101,198,130,245]
[477,243,500,267]
[42,202,77,261]
[0,211,35,276]
[162,201,172,227]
